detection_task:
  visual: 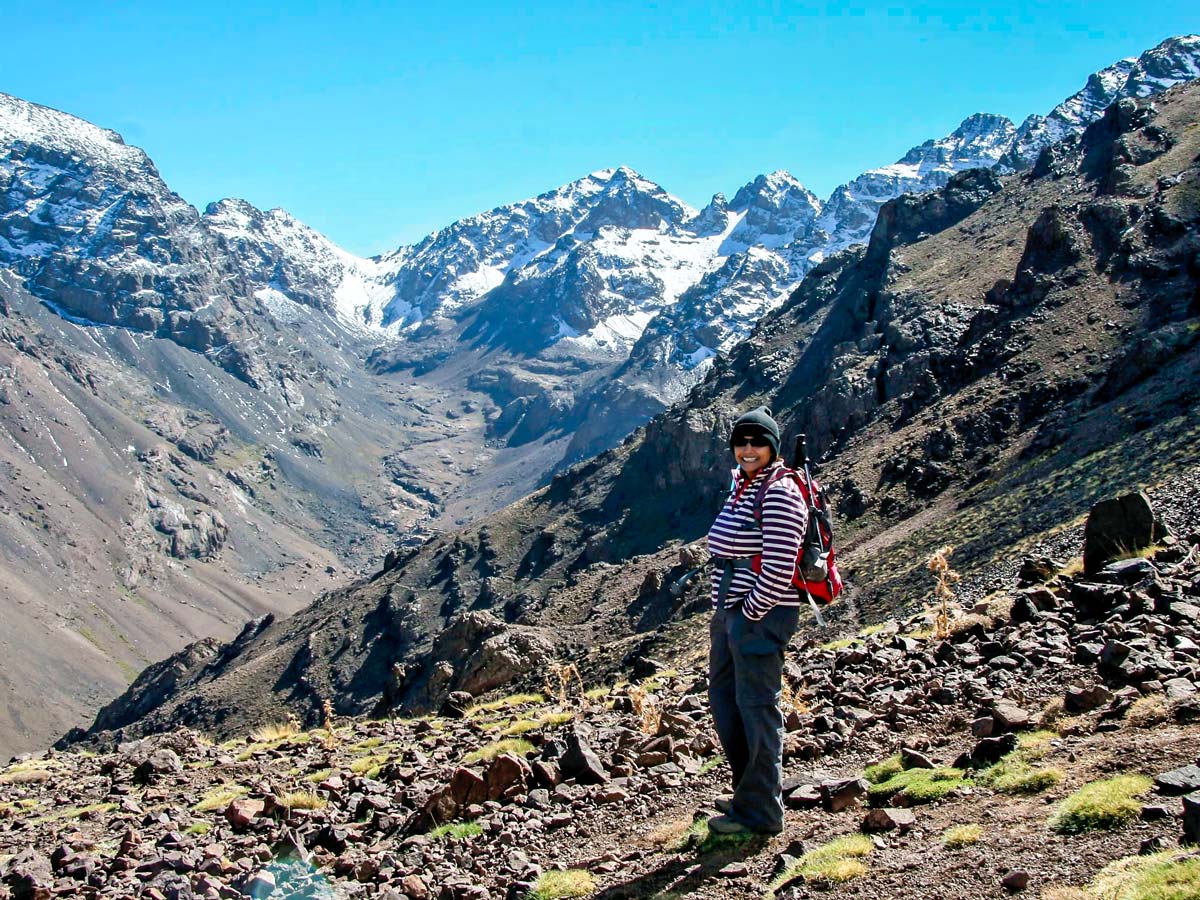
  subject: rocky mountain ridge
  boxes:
[73,76,1200,749]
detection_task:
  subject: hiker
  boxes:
[706,406,807,835]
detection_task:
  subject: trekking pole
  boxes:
[793,434,826,627]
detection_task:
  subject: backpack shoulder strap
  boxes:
[751,467,804,525]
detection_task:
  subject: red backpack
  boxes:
[748,467,843,604]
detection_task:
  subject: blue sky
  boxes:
[4,2,1197,256]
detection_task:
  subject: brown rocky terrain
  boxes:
[4,487,1200,899]
[74,78,1200,747]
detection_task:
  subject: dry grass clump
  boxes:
[349,754,388,777]
[1126,695,1173,727]
[529,869,596,899]
[769,834,873,894]
[942,824,983,849]
[463,738,534,765]
[1050,774,1152,834]
[464,692,545,718]
[1039,697,1067,729]
[33,802,116,824]
[0,758,62,784]
[502,711,574,735]
[279,791,327,811]
[192,784,249,812]
[644,816,697,851]
[1089,849,1200,899]
[249,720,301,743]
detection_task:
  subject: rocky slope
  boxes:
[75,78,1200,746]
[5,502,1200,899]
[3,35,1199,760]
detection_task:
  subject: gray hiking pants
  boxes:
[708,601,800,833]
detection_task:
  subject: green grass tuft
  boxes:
[429,821,484,840]
[528,869,597,899]
[1050,774,1153,834]
[768,834,873,893]
[868,767,969,805]
[942,823,983,849]
[1089,849,1200,900]
[463,738,534,764]
[185,822,212,836]
[864,754,904,784]
[977,753,1063,794]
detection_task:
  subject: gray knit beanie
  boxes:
[728,406,781,459]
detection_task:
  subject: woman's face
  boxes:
[732,433,772,477]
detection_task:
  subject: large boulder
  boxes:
[1083,492,1170,575]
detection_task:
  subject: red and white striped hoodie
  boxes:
[707,461,808,620]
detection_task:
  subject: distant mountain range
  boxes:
[0,33,1198,758]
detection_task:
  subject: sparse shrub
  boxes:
[868,767,969,805]
[463,738,534,764]
[864,754,904,784]
[544,662,589,710]
[628,685,661,735]
[1126,695,1173,727]
[1089,849,1200,900]
[928,545,962,639]
[942,824,982,849]
[1050,774,1152,834]
[529,869,596,899]
[429,821,483,840]
[769,834,873,893]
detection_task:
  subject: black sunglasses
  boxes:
[733,435,771,447]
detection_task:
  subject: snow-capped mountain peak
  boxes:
[0,92,153,176]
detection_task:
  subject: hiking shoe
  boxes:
[707,814,751,835]
[713,794,734,814]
